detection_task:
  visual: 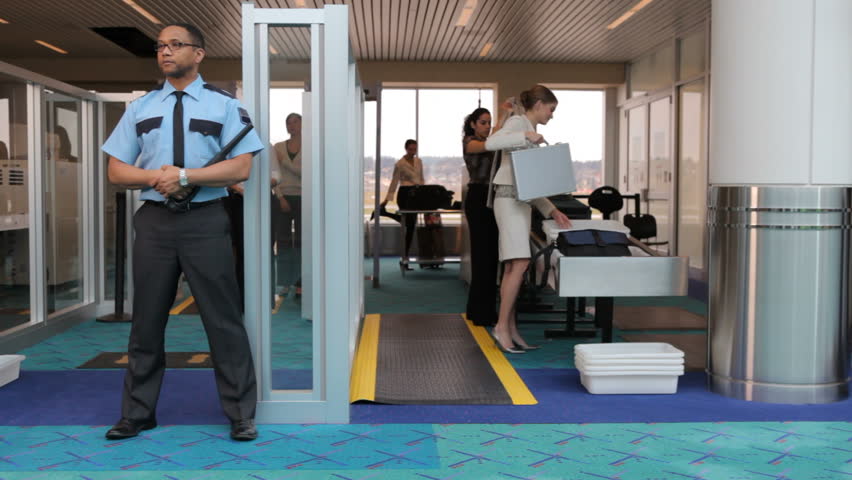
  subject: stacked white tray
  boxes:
[0,355,25,388]
[574,343,684,394]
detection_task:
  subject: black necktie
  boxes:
[173,91,185,167]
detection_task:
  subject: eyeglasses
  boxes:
[155,41,202,53]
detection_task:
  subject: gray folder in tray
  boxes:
[509,143,576,201]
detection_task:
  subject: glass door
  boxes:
[96,94,142,309]
[43,91,85,314]
[647,96,673,253]
[676,80,707,270]
[0,74,31,334]
[626,105,647,204]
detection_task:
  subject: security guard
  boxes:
[102,23,261,441]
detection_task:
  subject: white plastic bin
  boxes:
[575,342,684,359]
[0,355,25,388]
[576,358,684,374]
[580,370,684,394]
[575,354,684,367]
[574,355,683,370]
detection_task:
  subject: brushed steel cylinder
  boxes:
[707,185,851,403]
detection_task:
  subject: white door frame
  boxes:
[241,3,360,424]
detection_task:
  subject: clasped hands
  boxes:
[151,165,191,200]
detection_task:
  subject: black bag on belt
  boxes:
[404,185,454,210]
[556,229,631,257]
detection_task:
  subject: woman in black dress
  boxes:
[462,108,499,326]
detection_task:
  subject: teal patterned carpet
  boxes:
[2,258,851,479]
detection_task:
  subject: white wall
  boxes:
[710,0,852,186]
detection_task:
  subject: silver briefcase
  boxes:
[509,143,577,201]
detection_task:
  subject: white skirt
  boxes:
[493,196,532,261]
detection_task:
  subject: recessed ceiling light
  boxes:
[607,0,654,30]
[35,40,68,54]
[269,45,279,55]
[294,0,307,7]
[479,42,493,57]
[122,0,162,25]
[455,0,478,27]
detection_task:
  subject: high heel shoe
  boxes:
[492,331,525,354]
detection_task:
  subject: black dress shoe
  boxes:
[230,419,258,441]
[105,417,157,440]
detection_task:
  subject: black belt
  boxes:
[145,198,222,210]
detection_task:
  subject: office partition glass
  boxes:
[0,74,31,333]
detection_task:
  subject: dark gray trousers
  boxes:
[122,201,257,422]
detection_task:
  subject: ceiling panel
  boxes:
[0,0,710,63]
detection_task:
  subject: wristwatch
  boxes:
[178,168,189,187]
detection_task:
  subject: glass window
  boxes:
[629,43,675,97]
[363,100,377,216]
[678,30,706,80]
[379,89,416,213]
[418,88,494,204]
[538,89,604,194]
[376,87,494,220]
[0,74,31,333]
[44,91,84,314]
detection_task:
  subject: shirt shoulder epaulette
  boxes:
[203,83,235,99]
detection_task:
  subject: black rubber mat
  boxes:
[374,313,512,404]
[78,352,213,369]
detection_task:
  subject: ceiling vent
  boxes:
[91,27,156,57]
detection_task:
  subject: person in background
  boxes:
[55,126,78,162]
[273,113,303,298]
[46,126,79,162]
[223,140,282,309]
[462,107,499,326]
[381,139,424,270]
[485,85,572,353]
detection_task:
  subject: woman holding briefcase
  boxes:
[484,85,572,353]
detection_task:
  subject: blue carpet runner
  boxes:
[2,369,850,426]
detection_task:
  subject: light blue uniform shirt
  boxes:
[102,74,264,203]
